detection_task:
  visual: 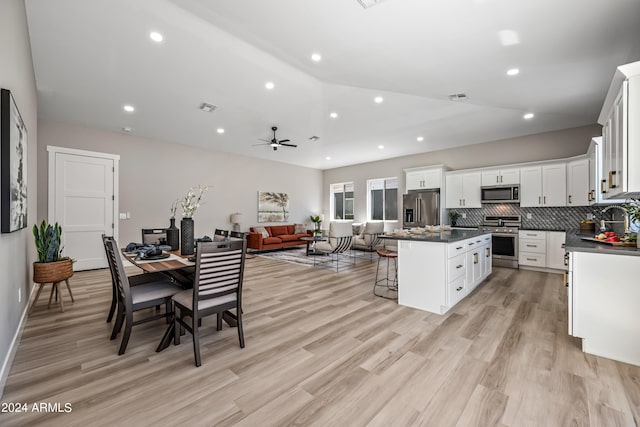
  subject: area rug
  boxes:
[254,247,316,267]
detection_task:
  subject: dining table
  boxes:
[122,249,238,351]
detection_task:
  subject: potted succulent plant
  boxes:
[449,211,461,227]
[32,220,73,284]
[622,198,640,247]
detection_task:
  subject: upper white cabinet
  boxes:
[520,164,567,207]
[598,61,640,198]
[445,172,481,208]
[567,158,590,206]
[480,168,520,186]
[405,166,443,191]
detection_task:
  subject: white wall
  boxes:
[322,125,601,226]
[37,119,323,244]
[0,0,39,397]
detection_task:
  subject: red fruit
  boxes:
[604,236,620,242]
[605,231,616,237]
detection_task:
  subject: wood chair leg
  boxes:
[29,282,46,314]
[174,307,181,345]
[216,313,222,331]
[237,309,245,348]
[106,284,117,322]
[111,304,125,340]
[64,279,74,302]
[192,318,201,367]
[118,313,133,355]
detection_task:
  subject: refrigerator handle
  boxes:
[416,199,421,224]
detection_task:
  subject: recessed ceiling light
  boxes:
[311,53,322,62]
[217,128,225,134]
[448,93,467,101]
[523,112,535,119]
[123,105,135,113]
[122,127,132,133]
[417,136,424,142]
[309,136,320,141]
[265,82,275,90]
[374,96,384,103]
[149,32,163,42]
[325,156,331,160]
[506,68,520,76]
[330,112,338,118]
[199,102,216,112]
[378,145,384,149]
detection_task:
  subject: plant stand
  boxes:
[30,259,74,313]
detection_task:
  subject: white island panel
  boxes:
[397,240,447,314]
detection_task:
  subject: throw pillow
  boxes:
[253,226,269,238]
[294,223,306,234]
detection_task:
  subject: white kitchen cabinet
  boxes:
[568,250,640,366]
[480,168,519,186]
[518,230,566,271]
[396,233,492,315]
[445,172,481,208]
[520,164,567,207]
[587,137,625,205]
[567,158,590,206]
[405,166,443,191]
[598,61,640,198]
[546,231,566,270]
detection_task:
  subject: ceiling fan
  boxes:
[254,126,297,151]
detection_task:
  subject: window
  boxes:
[331,182,354,220]
[368,177,398,221]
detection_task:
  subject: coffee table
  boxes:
[300,236,328,255]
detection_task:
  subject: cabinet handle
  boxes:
[526,258,537,261]
[601,179,607,194]
[486,247,491,257]
[526,233,536,236]
[456,264,463,269]
[609,171,618,189]
[591,190,595,200]
[456,286,463,292]
[468,242,474,246]
[563,272,568,288]
[568,195,572,204]
[474,253,479,264]
[543,196,546,204]
[456,246,463,250]
[526,244,537,248]
[496,176,499,183]
[463,199,466,206]
[460,199,462,206]
[538,196,541,204]
[500,175,503,183]
[587,192,592,202]
[563,253,569,266]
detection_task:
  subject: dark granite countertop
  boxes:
[564,232,640,256]
[381,229,489,244]
[519,227,568,232]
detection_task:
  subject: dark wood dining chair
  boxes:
[101,234,118,323]
[103,236,182,355]
[173,239,247,366]
[228,230,246,240]
[213,228,229,241]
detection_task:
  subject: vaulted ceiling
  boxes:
[25,0,640,169]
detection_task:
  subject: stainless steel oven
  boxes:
[481,215,521,269]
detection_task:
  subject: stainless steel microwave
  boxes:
[481,185,519,203]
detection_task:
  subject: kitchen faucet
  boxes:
[600,205,630,234]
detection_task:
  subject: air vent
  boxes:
[199,102,217,112]
[309,136,320,142]
[448,93,468,101]
[356,0,386,9]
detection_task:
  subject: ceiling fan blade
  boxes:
[279,143,297,148]
[278,139,290,143]
[257,138,271,143]
[252,142,270,146]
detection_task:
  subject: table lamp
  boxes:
[230,213,242,231]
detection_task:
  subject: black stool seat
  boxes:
[374,249,398,299]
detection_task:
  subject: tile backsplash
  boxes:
[450,203,629,234]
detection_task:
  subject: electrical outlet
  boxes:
[18,288,21,303]
[119,212,127,220]
[462,213,467,219]
[587,213,594,220]
[527,213,532,219]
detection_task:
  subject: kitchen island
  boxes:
[565,232,640,366]
[381,230,492,315]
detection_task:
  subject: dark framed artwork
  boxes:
[1,88,28,233]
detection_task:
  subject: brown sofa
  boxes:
[247,225,312,251]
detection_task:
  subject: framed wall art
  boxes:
[258,191,289,222]
[1,88,28,233]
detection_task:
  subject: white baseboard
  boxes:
[0,285,35,399]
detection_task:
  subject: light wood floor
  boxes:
[2,255,640,426]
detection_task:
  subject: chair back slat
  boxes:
[334,235,353,253]
[194,240,246,309]
[103,236,133,310]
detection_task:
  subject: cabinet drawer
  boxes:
[519,238,545,254]
[448,241,467,258]
[447,253,466,281]
[465,237,480,251]
[447,276,466,307]
[519,252,546,267]
[519,230,545,239]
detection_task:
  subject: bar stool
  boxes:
[374,248,398,299]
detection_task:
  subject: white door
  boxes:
[48,147,119,271]
[520,166,542,207]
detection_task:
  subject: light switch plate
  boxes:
[526,213,532,219]
[462,213,467,218]
[119,212,127,220]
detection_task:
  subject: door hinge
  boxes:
[112,223,114,229]
[112,195,115,200]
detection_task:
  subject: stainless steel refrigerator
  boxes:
[403,190,440,227]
